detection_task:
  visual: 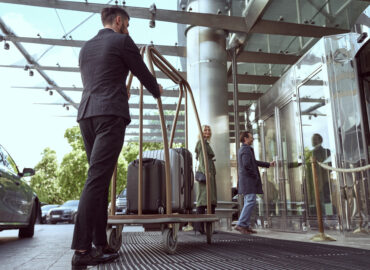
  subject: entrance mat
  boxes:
[97,231,370,270]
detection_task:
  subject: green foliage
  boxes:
[58,150,88,200]
[64,125,85,151]
[30,148,63,204]
[57,126,87,200]
[111,154,128,195]
[31,125,184,203]
[121,142,163,164]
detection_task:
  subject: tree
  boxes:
[56,127,142,199]
[58,126,88,200]
[121,141,163,164]
[30,148,63,204]
[53,126,183,202]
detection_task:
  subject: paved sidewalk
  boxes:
[0,224,74,270]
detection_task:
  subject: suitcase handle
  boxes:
[133,158,156,166]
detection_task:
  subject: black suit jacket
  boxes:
[77,28,160,122]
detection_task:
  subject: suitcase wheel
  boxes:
[162,227,177,254]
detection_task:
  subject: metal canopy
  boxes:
[1,35,187,57]
[0,0,351,35]
[0,0,368,142]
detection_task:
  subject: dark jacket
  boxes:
[77,28,160,122]
[237,143,270,195]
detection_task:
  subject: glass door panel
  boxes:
[263,116,281,216]
[279,102,304,216]
[298,69,336,217]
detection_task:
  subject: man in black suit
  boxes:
[235,131,274,234]
[71,6,162,269]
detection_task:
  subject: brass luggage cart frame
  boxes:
[106,46,218,254]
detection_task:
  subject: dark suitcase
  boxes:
[142,148,194,213]
[126,158,166,214]
[174,148,194,211]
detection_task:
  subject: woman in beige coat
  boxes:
[194,125,217,234]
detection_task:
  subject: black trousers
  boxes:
[71,116,127,250]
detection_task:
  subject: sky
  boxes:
[0,0,180,170]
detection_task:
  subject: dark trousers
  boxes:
[195,205,216,233]
[71,116,127,250]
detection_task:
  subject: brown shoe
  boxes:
[235,225,251,234]
[246,227,257,234]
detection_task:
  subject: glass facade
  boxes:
[298,70,336,217]
[255,32,370,234]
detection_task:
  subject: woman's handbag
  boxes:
[195,171,206,182]
[195,159,206,182]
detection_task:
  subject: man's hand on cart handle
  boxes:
[127,84,162,100]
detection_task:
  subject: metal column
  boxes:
[232,47,240,184]
[186,0,231,202]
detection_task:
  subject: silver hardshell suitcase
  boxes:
[142,149,187,212]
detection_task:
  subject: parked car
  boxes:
[108,188,127,215]
[40,204,59,224]
[47,200,79,224]
[0,144,39,238]
[116,188,127,214]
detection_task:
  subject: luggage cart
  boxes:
[107,46,218,254]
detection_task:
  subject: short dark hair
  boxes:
[239,131,252,143]
[101,7,130,26]
[312,133,323,143]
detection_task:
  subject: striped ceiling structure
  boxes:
[0,0,368,142]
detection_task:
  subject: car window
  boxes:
[0,145,18,175]
[42,205,59,211]
[62,200,79,207]
[118,189,126,198]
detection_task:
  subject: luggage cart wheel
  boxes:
[107,227,122,252]
[162,228,177,254]
[206,222,212,244]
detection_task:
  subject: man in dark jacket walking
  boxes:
[71,6,162,269]
[235,131,274,234]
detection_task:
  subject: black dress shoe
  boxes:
[71,249,119,269]
[95,245,119,255]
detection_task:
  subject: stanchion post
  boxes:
[311,156,324,234]
[351,164,367,233]
[310,156,335,241]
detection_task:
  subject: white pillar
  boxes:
[186,0,231,202]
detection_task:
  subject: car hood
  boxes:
[50,206,77,212]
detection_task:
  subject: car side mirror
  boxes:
[21,168,35,177]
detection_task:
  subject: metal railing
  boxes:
[311,157,370,241]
